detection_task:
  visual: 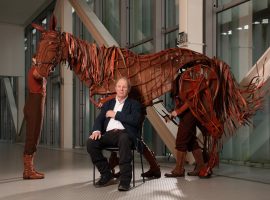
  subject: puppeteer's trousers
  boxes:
[175,110,201,152]
[23,93,45,155]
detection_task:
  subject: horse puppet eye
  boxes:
[51,67,56,72]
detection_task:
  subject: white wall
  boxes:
[0,23,24,76]
[179,0,203,53]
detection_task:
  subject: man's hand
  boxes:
[106,110,116,118]
[89,131,101,140]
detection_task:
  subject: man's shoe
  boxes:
[95,173,113,187]
[118,183,130,191]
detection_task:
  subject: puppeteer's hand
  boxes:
[106,110,116,118]
[170,111,178,118]
[89,131,101,140]
[33,67,43,80]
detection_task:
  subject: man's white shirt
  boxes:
[106,97,126,131]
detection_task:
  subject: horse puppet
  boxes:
[31,17,266,177]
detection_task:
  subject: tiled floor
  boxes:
[0,142,269,200]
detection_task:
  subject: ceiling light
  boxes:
[228,30,232,35]
[253,21,260,24]
[237,27,242,30]
[244,25,249,29]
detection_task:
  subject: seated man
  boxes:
[87,77,142,191]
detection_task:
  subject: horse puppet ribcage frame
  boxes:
[31,18,266,177]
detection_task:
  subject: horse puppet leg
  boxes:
[198,139,219,178]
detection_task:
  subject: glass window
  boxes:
[217,0,270,164]
[31,28,37,54]
[165,0,179,48]
[24,38,27,51]
[217,1,252,81]
[252,0,270,62]
[130,41,154,54]
[77,0,95,43]
[217,0,234,7]
[86,0,94,11]
[217,0,270,78]
[165,0,179,29]
[42,18,47,28]
[102,0,120,43]
[165,31,178,48]
[129,0,153,45]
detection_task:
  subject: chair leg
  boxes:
[93,164,96,185]
[132,149,135,187]
[140,152,145,183]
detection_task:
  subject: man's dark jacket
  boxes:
[92,97,142,144]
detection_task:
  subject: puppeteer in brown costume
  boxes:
[23,66,47,179]
[165,75,208,178]
[164,100,207,177]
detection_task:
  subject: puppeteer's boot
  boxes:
[23,154,44,179]
[141,144,161,178]
[32,153,45,176]
[187,148,205,176]
[164,151,186,177]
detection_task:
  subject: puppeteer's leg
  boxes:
[199,139,219,178]
[186,124,206,176]
[187,148,205,176]
[164,150,186,177]
[165,111,197,177]
[23,94,45,179]
[141,141,161,178]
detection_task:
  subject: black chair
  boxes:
[93,138,145,187]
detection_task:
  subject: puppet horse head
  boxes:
[32,16,64,78]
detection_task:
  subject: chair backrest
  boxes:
[135,113,146,154]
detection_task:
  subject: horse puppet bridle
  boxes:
[31,24,64,78]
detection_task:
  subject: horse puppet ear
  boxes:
[49,15,57,31]
[32,23,45,32]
